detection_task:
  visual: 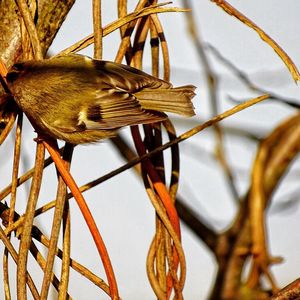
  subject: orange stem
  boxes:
[131,126,181,297]
[42,137,119,300]
[131,126,181,239]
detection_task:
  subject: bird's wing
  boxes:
[79,90,167,130]
[50,90,166,133]
[93,59,172,92]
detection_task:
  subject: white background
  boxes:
[1,0,300,299]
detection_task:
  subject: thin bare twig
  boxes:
[0,149,63,201]
[206,43,300,108]
[183,0,240,204]
[42,138,119,300]
[3,112,23,299]
[58,200,71,300]
[15,0,43,59]
[93,0,103,59]
[58,3,189,55]
[29,240,73,299]
[270,277,300,300]
[17,141,45,300]
[0,226,40,299]
[40,142,74,300]
[0,112,17,145]
[211,0,300,82]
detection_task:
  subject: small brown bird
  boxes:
[6,54,196,144]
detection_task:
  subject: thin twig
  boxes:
[0,112,17,145]
[150,14,170,80]
[40,142,73,300]
[3,112,23,299]
[58,200,71,300]
[3,247,11,299]
[0,226,40,299]
[0,149,62,201]
[117,0,127,36]
[8,113,23,225]
[58,3,189,55]
[42,138,119,300]
[147,237,166,299]
[183,0,240,204]
[57,145,73,300]
[17,141,45,300]
[270,277,300,300]
[211,0,300,82]
[132,15,150,69]
[31,226,110,295]
[131,126,181,239]
[115,0,149,64]
[206,43,300,108]
[149,18,159,77]
[15,0,43,59]
[93,0,103,59]
[29,241,73,299]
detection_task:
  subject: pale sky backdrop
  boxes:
[1,1,300,299]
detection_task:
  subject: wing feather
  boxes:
[82,90,166,130]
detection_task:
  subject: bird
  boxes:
[5,54,196,144]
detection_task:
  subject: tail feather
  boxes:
[135,85,196,117]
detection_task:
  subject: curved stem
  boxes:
[42,137,119,300]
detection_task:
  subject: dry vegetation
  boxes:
[0,0,299,299]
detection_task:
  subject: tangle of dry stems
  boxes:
[0,1,299,300]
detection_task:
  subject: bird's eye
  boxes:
[6,71,20,83]
[12,63,24,71]
[0,120,6,129]
[6,63,25,83]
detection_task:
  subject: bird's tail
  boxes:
[135,85,196,117]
